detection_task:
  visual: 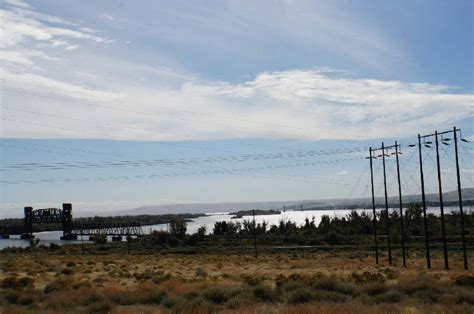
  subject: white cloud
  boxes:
[65,45,79,51]
[1,1,472,143]
[2,67,472,141]
[0,4,113,51]
[4,0,31,9]
[337,171,348,176]
[98,13,115,21]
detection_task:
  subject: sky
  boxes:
[0,0,473,217]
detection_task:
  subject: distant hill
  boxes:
[103,188,473,217]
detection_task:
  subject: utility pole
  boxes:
[453,126,468,269]
[435,131,449,269]
[395,141,406,267]
[370,142,399,266]
[416,134,431,268]
[381,142,393,265]
[417,127,469,270]
[368,147,379,264]
[252,209,258,259]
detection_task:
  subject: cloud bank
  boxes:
[1,0,472,142]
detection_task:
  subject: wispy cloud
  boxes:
[1,0,472,142]
[3,66,472,141]
[0,0,113,69]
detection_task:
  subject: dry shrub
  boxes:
[44,278,70,293]
[311,290,348,303]
[280,281,307,293]
[195,267,208,277]
[370,289,404,304]
[455,275,474,287]
[1,277,35,291]
[253,285,279,302]
[350,271,385,284]
[453,289,474,305]
[310,276,355,295]
[61,268,75,275]
[86,299,114,313]
[83,290,105,306]
[105,284,167,305]
[44,291,79,310]
[287,287,314,304]
[161,279,206,295]
[241,274,263,286]
[174,296,215,313]
[398,274,441,303]
[72,280,91,290]
[362,282,388,296]
[3,290,20,304]
[201,286,240,304]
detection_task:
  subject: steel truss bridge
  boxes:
[71,222,143,237]
[17,203,142,240]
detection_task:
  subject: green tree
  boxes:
[170,219,187,239]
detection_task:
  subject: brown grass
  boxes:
[0,250,473,313]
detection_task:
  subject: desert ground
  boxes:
[1,245,473,313]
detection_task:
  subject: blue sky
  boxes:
[0,0,473,217]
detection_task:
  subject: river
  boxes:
[0,206,470,250]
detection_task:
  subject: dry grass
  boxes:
[0,250,473,313]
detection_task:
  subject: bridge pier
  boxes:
[61,203,76,240]
[21,206,34,239]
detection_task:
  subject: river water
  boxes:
[1,206,470,250]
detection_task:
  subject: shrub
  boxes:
[195,267,208,277]
[363,283,388,296]
[413,289,439,304]
[185,233,200,246]
[241,274,262,286]
[162,296,179,309]
[312,290,347,302]
[61,268,75,275]
[323,231,343,245]
[95,233,108,245]
[17,277,34,290]
[202,287,236,304]
[72,281,91,290]
[17,294,37,306]
[141,290,167,305]
[108,285,167,305]
[455,275,474,287]
[153,273,171,284]
[44,279,69,293]
[1,277,18,290]
[455,290,474,305]
[371,290,404,304]
[287,287,314,304]
[280,280,306,293]
[311,277,354,295]
[1,277,34,290]
[253,285,279,302]
[86,299,114,313]
[351,272,385,284]
[4,291,20,304]
[84,292,104,306]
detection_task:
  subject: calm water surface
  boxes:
[1,206,470,249]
